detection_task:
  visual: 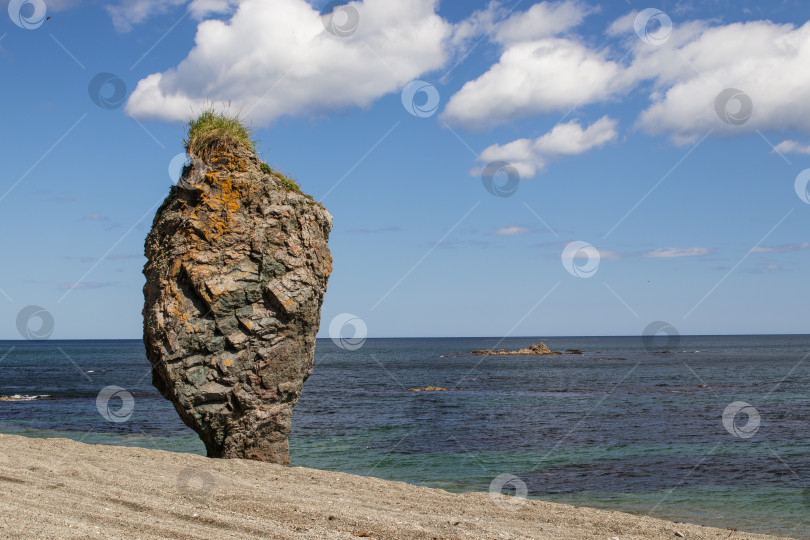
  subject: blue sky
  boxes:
[1,0,809,339]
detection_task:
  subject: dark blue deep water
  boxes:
[1,336,809,537]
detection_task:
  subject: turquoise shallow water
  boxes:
[1,336,808,538]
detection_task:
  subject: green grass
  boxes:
[260,163,302,192]
[184,108,256,161]
[183,108,318,203]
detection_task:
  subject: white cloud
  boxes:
[449,0,588,50]
[189,0,240,18]
[443,37,624,129]
[446,8,810,143]
[476,116,618,178]
[122,1,810,152]
[449,2,501,47]
[643,247,712,258]
[492,225,532,236]
[750,242,810,254]
[773,140,810,155]
[104,0,238,32]
[605,11,637,37]
[126,0,451,124]
[633,20,810,143]
[105,0,186,33]
[492,0,590,45]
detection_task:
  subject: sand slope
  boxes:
[0,434,790,539]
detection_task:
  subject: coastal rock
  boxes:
[409,386,448,392]
[143,144,332,465]
[471,342,561,356]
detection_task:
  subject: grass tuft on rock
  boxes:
[260,163,303,193]
[185,108,256,161]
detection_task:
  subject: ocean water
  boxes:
[1,336,809,538]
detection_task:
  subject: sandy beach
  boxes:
[0,433,791,540]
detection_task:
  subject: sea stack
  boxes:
[143,112,332,464]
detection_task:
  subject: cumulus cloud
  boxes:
[443,37,624,129]
[445,6,810,143]
[605,10,637,37]
[643,247,712,258]
[123,0,810,157]
[773,140,810,155]
[449,0,588,50]
[632,20,810,143]
[476,116,618,178]
[492,0,591,45]
[126,0,451,124]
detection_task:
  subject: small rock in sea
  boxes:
[565,349,583,355]
[470,342,561,356]
[409,386,447,392]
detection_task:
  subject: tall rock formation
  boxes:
[143,132,332,465]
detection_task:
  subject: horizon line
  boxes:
[1,332,809,342]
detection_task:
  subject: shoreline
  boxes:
[0,433,791,539]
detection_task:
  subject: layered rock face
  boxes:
[143,146,332,464]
